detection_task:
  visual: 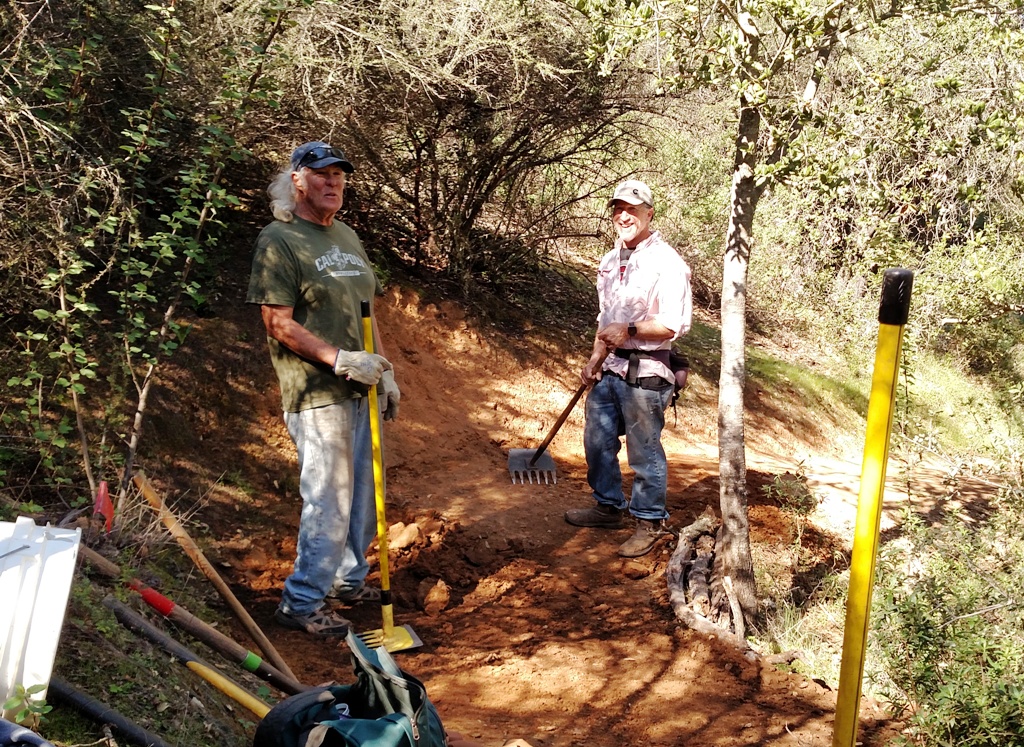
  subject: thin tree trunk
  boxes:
[717,9,761,621]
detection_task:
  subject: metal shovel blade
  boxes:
[507,448,557,484]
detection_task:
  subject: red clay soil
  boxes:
[137,285,981,747]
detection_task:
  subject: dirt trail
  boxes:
[150,285,990,747]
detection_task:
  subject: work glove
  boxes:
[333,350,392,386]
[379,369,401,421]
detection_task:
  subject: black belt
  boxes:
[613,347,671,386]
[604,370,671,390]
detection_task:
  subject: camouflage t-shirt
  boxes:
[246,217,383,412]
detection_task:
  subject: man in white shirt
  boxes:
[564,180,693,558]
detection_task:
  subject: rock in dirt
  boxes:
[419,578,451,615]
[621,560,653,580]
[388,522,422,550]
[416,513,446,538]
[463,541,497,567]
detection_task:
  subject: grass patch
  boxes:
[749,353,869,417]
[899,349,1024,455]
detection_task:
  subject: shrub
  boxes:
[873,489,1024,746]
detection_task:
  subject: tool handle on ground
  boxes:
[167,602,309,695]
[104,596,272,719]
[134,471,299,682]
[78,545,308,695]
[105,595,206,664]
[527,350,609,468]
[361,300,394,638]
[49,676,175,747]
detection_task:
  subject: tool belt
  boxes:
[613,348,690,407]
[613,348,672,388]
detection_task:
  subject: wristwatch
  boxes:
[628,323,638,338]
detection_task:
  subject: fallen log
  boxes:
[708,526,730,625]
[666,536,693,591]
[669,585,756,659]
[687,554,711,617]
[667,512,806,666]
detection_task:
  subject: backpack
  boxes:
[253,632,446,747]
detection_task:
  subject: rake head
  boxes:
[356,624,423,653]
[507,448,557,484]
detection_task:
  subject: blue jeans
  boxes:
[279,398,378,615]
[584,373,673,521]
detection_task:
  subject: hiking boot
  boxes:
[327,584,382,605]
[565,504,625,528]
[274,606,352,638]
[617,519,670,558]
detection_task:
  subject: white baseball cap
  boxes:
[608,180,653,208]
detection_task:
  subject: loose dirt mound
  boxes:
[141,285,936,747]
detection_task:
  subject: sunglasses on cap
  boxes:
[294,146,354,172]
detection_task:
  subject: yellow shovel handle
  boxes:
[360,301,394,637]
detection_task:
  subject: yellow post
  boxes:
[833,268,914,747]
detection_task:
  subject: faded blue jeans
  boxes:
[279,397,378,615]
[584,373,673,521]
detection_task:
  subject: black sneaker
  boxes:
[617,519,670,558]
[274,606,352,637]
[564,504,625,528]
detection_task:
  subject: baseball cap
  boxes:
[290,141,355,172]
[608,180,653,208]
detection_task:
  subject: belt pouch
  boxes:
[626,352,640,385]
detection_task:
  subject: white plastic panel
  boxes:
[0,517,81,721]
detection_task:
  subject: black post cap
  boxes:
[878,268,913,326]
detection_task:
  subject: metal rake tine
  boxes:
[356,630,385,648]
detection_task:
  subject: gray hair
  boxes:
[267,168,297,222]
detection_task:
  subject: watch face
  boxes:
[628,324,637,336]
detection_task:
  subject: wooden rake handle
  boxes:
[528,349,609,467]
[528,382,586,467]
[134,471,299,682]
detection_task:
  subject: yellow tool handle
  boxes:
[361,301,394,638]
[186,661,271,719]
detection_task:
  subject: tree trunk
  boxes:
[717,10,761,622]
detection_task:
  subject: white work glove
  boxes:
[379,369,401,421]
[333,350,392,386]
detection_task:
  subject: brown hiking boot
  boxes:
[564,504,625,528]
[618,519,670,558]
